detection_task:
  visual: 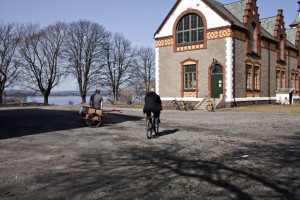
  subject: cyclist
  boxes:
[143,88,162,125]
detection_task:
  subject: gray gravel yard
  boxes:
[0,105,299,200]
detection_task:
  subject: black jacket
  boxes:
[143,92,162,113]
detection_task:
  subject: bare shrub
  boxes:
[119,88,136,105]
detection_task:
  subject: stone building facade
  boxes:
[154,0,300,107]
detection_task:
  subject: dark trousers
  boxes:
[146,111,160,124]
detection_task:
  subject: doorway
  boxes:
[211,64,223,98]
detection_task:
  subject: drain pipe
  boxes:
[233,36,236,107]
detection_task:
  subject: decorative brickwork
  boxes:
[156,37,173,48]
[206,28,233,40]
[156,28,236,48]
[176,44,204,52]
[243,0,261,56]
[288,50,298,58]
[233,29,247,41]
[261,39,277,52]
[183,92,197,98]
[274,10,287,62]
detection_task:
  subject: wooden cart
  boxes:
[80,106,103,127]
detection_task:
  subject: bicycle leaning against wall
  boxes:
[206,99,215,112]
[173,99,194,111]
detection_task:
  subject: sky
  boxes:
[1,0,299,91]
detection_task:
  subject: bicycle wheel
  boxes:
[86,113,102,127]
[154,117,159,135]
[206,104,213,112]
[146,119,153,139]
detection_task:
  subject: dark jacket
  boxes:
[143,92,162,113]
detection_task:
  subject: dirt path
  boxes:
[0,105,299,200]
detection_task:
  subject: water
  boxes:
[27,96,108,105]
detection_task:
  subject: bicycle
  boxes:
[173,99,194,111]
[206,99,215,112]
[146,112,159,139]
[173,99,180,110]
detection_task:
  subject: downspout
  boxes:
[233,37,236,107]
[268,41,271,103]
[287,51,290,89]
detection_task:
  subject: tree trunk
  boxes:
[0,89,3,105]
[82,94,86,104]
[43,94,49,104]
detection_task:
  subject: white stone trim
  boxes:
[226,97,276,102]
[225,37,233,102]
[155,48,160,95]
[161,97,204,101]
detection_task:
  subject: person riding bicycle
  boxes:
[143,88,162,124]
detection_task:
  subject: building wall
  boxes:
[260,48,269,97]
[158,39,227,98]
[233,39,246,98]
[269,50,277,97]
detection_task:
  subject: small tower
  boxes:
[290,1,300,28]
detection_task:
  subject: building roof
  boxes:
[224,0,247,23]
[154,0,247,36]
[290,1,300,27]
[206,0,245,28]
[260,17,277,36]
[290,12,300,27]
[286,28,297,46]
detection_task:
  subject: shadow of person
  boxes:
[155,129,180,138]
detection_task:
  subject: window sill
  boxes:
[184,89,196,91]
[176,41,204,47]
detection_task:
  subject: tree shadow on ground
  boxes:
[0,108,143,140]
[28,139,299,200]
[101,113,143,127]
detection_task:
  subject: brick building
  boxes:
[154,0,300,107]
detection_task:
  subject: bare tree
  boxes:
[19,22,67,104]
[0,22,23,104]
[65,20,109,103]
[101,33,135,101]
[131,46,155,98]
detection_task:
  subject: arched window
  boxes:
[250,22,256,52]
[176,14,204,45]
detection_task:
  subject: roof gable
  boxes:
[154,0,232,38]
[224,0,247,23]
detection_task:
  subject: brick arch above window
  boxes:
[173,9,207,53]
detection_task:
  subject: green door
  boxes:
[211,64,223,98]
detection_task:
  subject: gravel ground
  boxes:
[0,105,299,200]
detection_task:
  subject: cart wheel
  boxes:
[82,118,88,126]
[86,113,102,128]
